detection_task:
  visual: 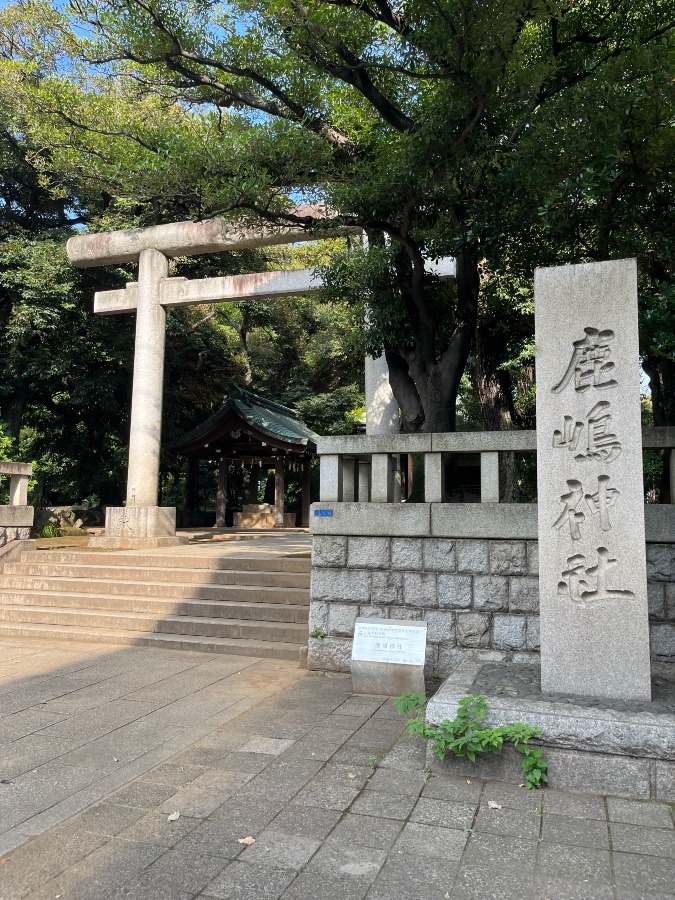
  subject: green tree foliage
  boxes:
[2,0,672,434]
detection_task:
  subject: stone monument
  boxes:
[535,258,651,702]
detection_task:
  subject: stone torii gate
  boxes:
[67,217,454,546]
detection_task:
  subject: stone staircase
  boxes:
[0,548,310,662]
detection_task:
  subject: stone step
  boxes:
[0,575,309,605]
[0,622,307,661]
[0,605,308,643]
[4,562,310,589]
[20,550,311,573]
[0,590,309,623]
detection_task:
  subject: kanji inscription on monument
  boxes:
[535,259,651,702]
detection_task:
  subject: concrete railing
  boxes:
[318,427,675,505]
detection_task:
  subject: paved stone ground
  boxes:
[1,641,674,900]
[0,639,302,854]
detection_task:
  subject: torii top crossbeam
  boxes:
[67,214,361,267]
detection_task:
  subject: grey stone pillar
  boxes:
[215,460,227,527]
[358,461,371,502]
[274,458,285,527]
[320,455,343,501]
[9,475,27,506]
[301,460,311,526]
[342,459,357,502]
[126,248,168,507]
[424,453,443,503]
[365,354,399,435]
[480,452,500,503]
[371,454,390,502]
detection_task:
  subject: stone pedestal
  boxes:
[89,506,188,549]
[426,660,675,801]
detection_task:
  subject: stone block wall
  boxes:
[0,526,31,548]
[308,535,675,675]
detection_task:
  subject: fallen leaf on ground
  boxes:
[238,836,256,846]
[167,811,180,822]
[487,801,503,810]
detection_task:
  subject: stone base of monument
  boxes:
[426,660,675,802]
[88,506,189,549]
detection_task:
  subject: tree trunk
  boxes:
[384,244,479,434]
[4,386,28,444]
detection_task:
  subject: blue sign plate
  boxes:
[313,509,334,517]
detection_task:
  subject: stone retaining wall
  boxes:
[308,535,675,675]
[0,526,31,548]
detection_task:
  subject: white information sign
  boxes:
[352,620,427,667]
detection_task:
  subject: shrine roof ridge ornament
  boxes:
[66,213,363,268]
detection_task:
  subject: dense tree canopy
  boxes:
[0,0,673,501]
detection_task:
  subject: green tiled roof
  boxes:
[172,386,319,450]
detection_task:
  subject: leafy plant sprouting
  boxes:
[394,693,548,790]
[309,628,327,640]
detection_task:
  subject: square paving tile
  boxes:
[70,802,147,836]
[392,822,467,859]
[267,804,343,839]
[607,799,674,829]
[366,852,459,900]
[172,819,248,860]
[422,775,483,804]
[326,813,403,850]
[239,737,296,756]
[203,859,296,899]
[612,851,675,894]
[109,780,179,809]
[239,830,321,871]
[292,781,360,811]
[534,874,614,900]
[541,813,610,849]
[117,810,199,847]
[411,797,477,830]
[305,843,387,881]
[141,762,208,787]
[129,848,228,894]
[367,767,427,797]
[460,833,539,873]
[610,822,675,859]
[482,780,543,812]
[279,871,370,900]
[474,804,541,840]
[536,842,612,883]
[543,790,607,821]
[449,865,536,899]
[350,789,417,821]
